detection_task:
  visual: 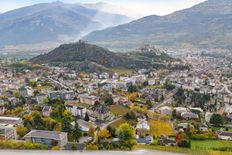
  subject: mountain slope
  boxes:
[30,41,171,72]
[83,0,232,51]
[0,1,132,47]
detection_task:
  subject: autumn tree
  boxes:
[117,123,137,149]
[88,125,95,138]
[96,128,111,142]
[16,125,28,138]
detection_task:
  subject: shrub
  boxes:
[178,140,191,148]
[51,146,60,150]
[86,143,98,150]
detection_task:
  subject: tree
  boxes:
[127,83,137,93]
[63,110,73,121]
[104,93,114,105]
[13,91,20,98]
[96,128,111,142]
[128,93,138,101]
[117,123,137,149]
[177,140,191,148]
[61,117,71,133]
[88,125,95,138]
[72,120,82,142]
[210,114,224,126]
[43,98,49,104]
[107,126,116,138]
[16,125,28,138]
[124,111,137,120]
[84,113,90,122]
[142,81,149,87]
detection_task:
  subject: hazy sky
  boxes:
[0,0,206,17]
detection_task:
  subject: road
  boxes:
[48,76,69,90]
[0,150,185,155]
[150,88,178,112]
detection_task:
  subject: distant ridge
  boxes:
[83,0,232,51]
[0,2,132,48]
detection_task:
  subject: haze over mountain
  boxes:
[82,2,143,19]
[31,41,172,72]
[83,0,232,51]
[0,1,132,49]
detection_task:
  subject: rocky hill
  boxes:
[31,41,172,72]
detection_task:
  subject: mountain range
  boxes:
[83,0,232,51]
[0,1,132,48]
[31,41,172,72]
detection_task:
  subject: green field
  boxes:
[191,140,232,150]
[111,68,134,75]
[109,105,130,116]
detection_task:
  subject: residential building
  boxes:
[0,117,22,126]
[136,116,150,136]
[42,106,52,117]
[88,103,111,122]
[79,94,99,106]
[24,130,68,149]
[217,131,232,140]
[0,124,16,141]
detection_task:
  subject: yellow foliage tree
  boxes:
[96,128,111,142]
[128,92,138,101]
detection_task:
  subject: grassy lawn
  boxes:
[111,68,134,75]
[109,105,130,116]
[135,98,147,104]
[191,140,232,150]
[64,101,90,108]
[108,118,136,128]
[149,120,175,137]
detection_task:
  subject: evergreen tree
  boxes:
[84,112,90,122]
[72,120,82,141]
[61,117,71,133]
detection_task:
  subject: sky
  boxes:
[0,0,206,17]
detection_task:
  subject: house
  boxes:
[159,106,172,116]
[0,105,5,115]
[42,106,52,117]
[217,131,232,140]
[178,123,188,130]
[205,112,213,123]
[174,107,188,114]
[88,103,111,122]
[181,112,199,120]
[36,94,48,104]
[79,94,99,106]
[161,136,176,146]
[0,117,22,126]
[135,135,153,144]
[24,130,68,149]
[99,72,109,79]
[136,116,150,136]
[0,124,16,141]
[65,101,87,118]
[19,86,34,97]
[49,91,75,100]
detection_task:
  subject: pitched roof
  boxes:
[24,130,67,140]
[217,131,232,137]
